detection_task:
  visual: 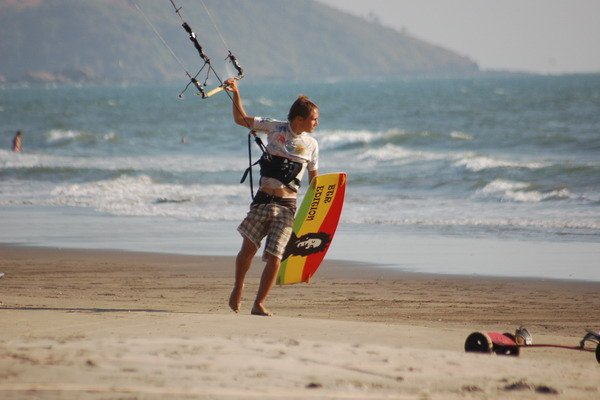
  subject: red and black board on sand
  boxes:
[464,328,600,364]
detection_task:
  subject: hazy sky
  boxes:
[316,0,600,74]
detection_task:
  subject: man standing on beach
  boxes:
[224,78,319,316]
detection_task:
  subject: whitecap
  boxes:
[454,154,546,171]
[450,131,473,140]
[46,129,84,143]
[477,179,572,203]
[358,143,445,164]
[103,132,117,141]
[257,97,274,107]
[480,179,530,193]
[316,129,389,149]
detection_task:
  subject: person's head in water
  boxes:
[288,95,319,133]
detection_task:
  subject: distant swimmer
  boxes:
[0,272,5,279]
[12,130,22,152]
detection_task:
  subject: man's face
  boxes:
[301,109,319,133]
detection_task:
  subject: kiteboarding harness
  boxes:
[133,0,302,199]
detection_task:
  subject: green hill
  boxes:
[0,0,479,84]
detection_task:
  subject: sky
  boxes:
[316,0,600,74]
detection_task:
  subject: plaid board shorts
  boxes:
[237,203,295,260]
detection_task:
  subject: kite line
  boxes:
[132,0,243,99]
[132,0,268,199]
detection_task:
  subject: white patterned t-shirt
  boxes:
[253,117,319,193]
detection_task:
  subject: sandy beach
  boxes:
[1,245,599,399]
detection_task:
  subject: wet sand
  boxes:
[1,245,599,399]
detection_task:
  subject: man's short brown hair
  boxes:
[288,95,318,121]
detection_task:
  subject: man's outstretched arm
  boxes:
[225,78,255,129]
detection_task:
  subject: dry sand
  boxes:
[1,245,599,399]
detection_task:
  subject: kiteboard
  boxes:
[276,172,346,285]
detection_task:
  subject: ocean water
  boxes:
[1,75,599,280]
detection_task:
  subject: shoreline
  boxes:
[2,205,600,282]
[1,244,599,399]
[1,240,599,284]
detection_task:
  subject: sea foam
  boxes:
[477,179,571,202]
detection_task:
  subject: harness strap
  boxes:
[240,130,268,200]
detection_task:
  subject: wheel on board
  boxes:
[493,344,520,357]
[596,342,600,364]
[498,333,520,356]
[465,332,493,354]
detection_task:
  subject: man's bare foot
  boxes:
[251,303,272,317]
[229,288,242,313]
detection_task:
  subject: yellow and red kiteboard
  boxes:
[277,172,346,285]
